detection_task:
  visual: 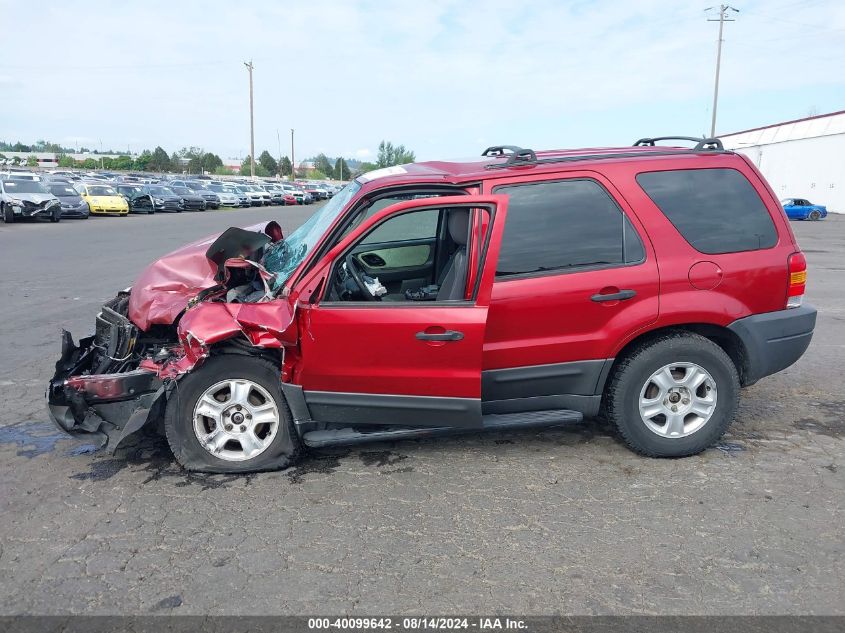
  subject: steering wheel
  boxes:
[344,253,379,301]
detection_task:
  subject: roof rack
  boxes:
[633,136,724,151]
[484,136,727,171]
[481,145,525,157]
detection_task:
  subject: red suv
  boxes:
[47,137,817,473]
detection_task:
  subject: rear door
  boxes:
[295,195,508,428]
[480,171,660,401]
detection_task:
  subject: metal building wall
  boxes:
[733,134,845,213]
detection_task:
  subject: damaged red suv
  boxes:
[47,137,817,473]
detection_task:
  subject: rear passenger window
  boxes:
[493,179,645,277]
[636,168,777,254]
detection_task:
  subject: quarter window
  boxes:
[493,179,645,277]
[636,168,777,254]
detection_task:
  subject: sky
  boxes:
[2,0,844,163]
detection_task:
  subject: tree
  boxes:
[134,150,153,171]
[201,152,223,174]
[26,156,38,167]
[279,156,292,177]
[376,140,415,168]
[334,157,350,180]
[57,154,75,168]
[170,152,182,173]
[358,161,377,174]
[148,146,171,172]
[313,153,334,179]
[112,155,133,171]
[258,150,278,176]
[240,156,269,177]
[178,146,204,173]
[81,158,98,169]
[213,165,232,176]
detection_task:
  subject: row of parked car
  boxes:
[0,169,344,222]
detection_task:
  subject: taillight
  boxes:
[787,252,807,308]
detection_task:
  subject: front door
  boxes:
[295,195,508,428]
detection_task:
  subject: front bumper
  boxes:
[60,203,90,218]
[10,201,60,218]
[90,206,128,215]
[47,329,166,450]
[728,304,817,385]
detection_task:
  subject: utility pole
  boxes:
[244,60,255,178]
[290,128,295,182]
[338,157,343,182]
[707,5,738,138]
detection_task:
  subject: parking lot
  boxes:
[0,209,842,615]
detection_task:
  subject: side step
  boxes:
[301,409,583,449]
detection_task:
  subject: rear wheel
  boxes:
[605,332,739,457]
[164,355,300,473]
[809,209,822,221]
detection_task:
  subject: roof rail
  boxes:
[484,148,539,168]
[633,136,724,151]
[481,145,525,157]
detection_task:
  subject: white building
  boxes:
[721,110,845,214]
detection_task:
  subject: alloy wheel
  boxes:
[192,379,280,461]
[638,362,718,438]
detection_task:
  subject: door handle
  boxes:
[591,289,637,302]
[416,330,464,341]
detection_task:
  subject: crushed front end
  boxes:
[46,223,300,451]
[46,292,175,450]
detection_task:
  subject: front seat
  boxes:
[437,209,469,300]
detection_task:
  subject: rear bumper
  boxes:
[728,304,817,385]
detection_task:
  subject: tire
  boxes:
[3,204,13,224]
[809,210,821,221]
[51,208,61,223]
[604,332,739,458]
[164,355,300,473]
[148,208,154,214]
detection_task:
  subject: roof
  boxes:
[721,109,845,147]
[356,144,728,187]
[721,109,845,137]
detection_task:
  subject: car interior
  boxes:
[326,206,472,303]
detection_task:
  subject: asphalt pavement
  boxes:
[0,207,842,615]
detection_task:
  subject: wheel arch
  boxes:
[602,323,750,396]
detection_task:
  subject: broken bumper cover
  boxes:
[46,330,166,451]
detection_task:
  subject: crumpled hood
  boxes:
[127,221,276,331]
[11,193,56,204]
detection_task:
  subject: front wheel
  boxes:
[164,355,300,473]
[51,208,61,223]
[604,332,739,457]
[3,204,14,223]
[808,209,822,221]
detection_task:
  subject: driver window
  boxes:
[326,207,472,304]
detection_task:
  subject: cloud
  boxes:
[1,0,843,160]
[355,148,373,159]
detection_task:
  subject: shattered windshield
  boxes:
[263,179,362,290]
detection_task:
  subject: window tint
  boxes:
[361,209,439,244]
[637,168,777,254]
[493,179,644,277]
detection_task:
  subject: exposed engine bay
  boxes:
[46,221,298,450]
